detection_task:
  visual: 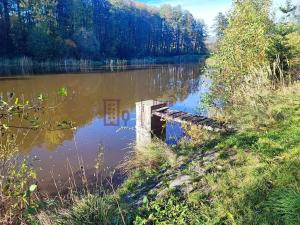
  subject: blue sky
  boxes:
[139,0,297,33]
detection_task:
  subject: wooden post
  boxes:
[136,100,167,146]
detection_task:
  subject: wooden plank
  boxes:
[173,112,188,119]
[154,107,169,112]
[180,114,194,121]
[195,117,209,123]
[168,111,183,118]
[197,118,210,124]
[166,110,180,116]
[151,107,233,133]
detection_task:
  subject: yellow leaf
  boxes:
[15,98,19,105]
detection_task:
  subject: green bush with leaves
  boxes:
[0,159,38,224]
[134,194,203,225]
[0,87,73,224]
[213,0,272,97]
[210,0,300,105]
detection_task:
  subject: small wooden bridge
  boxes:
[136,100,233,145]
[152,108,232,133]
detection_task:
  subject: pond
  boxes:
[0,63,210,194]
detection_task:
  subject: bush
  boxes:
[213,0,272,99]
[0,158,37,224]
[58,195,112,225]
[134,194,203,225]
[0,90,73,224]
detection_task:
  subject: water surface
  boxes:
[0,64,208,193]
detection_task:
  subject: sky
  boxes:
[139,0,299,34]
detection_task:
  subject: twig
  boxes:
[50,170,63,205]
[106,176,126,225]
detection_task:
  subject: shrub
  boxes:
[134,194,203,225]
[0,157,38,224]
[57,195,112,225]
[0,89,73,224]
[213,0,272,99]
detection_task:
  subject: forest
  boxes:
[0,0,207,61]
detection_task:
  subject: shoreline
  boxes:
[0,54,208,76]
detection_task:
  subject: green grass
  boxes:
[49,83,300,225]
[56,195,112,225]
[125,83,300,225]
[265,188,300,225]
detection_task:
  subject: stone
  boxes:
[178,163,188,171]
[190,164,205,176]
[157,188,169,197]
[216,165,223,170]
[203,151,218,162]
[166,173,177,180]
[176,156,187,165]
[182,184,194,194]
[154,181,164,189]
[169,175,192,188]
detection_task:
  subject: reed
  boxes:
[0,57,104,75]
[0,55,206,76]
[119,140,176,175]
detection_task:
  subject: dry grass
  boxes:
[120,140,176,175]
[183,124,218,145]
[217,64,300,131]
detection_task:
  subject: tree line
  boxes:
[0,0,207,61]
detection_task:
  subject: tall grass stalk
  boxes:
[211,60,296,130]
[266,188,300,225]
[120,140,176,174]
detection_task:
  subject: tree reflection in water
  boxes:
[0,63,206,193]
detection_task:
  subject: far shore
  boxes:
[0,54,208,76]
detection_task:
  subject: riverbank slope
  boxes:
[45,82,300,225]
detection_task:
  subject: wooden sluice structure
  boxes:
[153,109,231,132]
[136,100,233,146]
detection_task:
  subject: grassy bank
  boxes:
[27,82,299,225]
[118,82,300,224]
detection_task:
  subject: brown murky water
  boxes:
[0,64,208,193]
